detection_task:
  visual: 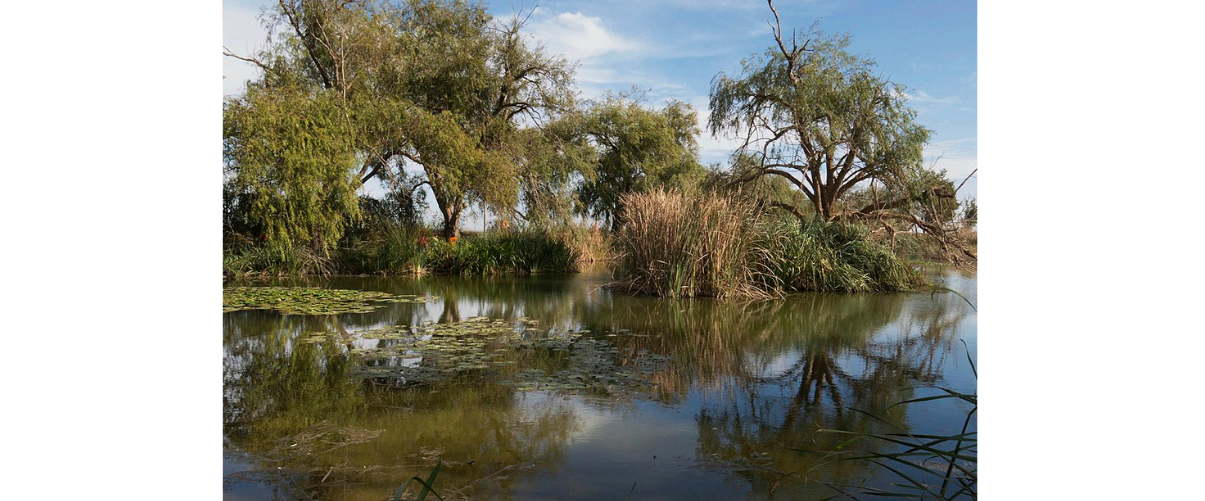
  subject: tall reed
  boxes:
[614,189,777,299]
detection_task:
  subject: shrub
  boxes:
[766,219,925,292]
[423,230,577,275]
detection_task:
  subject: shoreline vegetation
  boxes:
[223,223,611,279]
[225,188,975,299]
[221,0,978,296]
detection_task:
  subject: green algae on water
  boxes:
[344,317,670,395]
[223,286,436,315]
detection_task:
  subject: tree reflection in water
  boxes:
[223,269,974,500]
[224,303,581,501]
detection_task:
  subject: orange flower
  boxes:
[449,235,459,246]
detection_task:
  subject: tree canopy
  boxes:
[223,85,361,256]
[574,93,703,231]
[708,5,930,221]
[223,0,576,246]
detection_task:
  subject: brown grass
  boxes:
[613,189,778,299]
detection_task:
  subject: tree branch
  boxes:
[954,168,978,194]
[223,47,271,73]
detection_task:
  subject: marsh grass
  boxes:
[423,230,578,275]
[230,225,585,277]
[614,189,777,299]
[613,190,924,298]
[337,225,426,275]
[391,461,444,501]
[766,219,926,293]
[223,245,333,278]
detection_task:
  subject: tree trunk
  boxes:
[440,202,462,239]
[429,175,464,240]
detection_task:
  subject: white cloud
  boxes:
[525,12,640,63]
[223,4,270,97]
[906,89,962,105]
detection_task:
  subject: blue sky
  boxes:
[224,0,978,205]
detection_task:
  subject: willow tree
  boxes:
[708,1,930,221]
[225,0,575,241]
[223,86,361,256]
[575,93,703,231]
[386,0,576,237]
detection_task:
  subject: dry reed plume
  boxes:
[614,189,779,299]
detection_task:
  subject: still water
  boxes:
[224,266,976,500]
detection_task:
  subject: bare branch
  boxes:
[954,168,978,194]
[223,47,271,73]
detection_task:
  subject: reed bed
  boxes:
[613,190,925,298]
[614,189,778,299]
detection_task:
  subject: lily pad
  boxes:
[342,317,671,396]
[223,287,434,315]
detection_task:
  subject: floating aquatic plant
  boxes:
[223,286,436,315]
[342,317,669,395]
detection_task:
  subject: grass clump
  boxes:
[614,189,776,299]
[335,225,427,275]
[767,219,926,292]
[422,230,578,275]
[223,245,333,278]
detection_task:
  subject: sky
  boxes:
[223,0,978,207]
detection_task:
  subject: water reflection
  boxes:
[224,268,975,500]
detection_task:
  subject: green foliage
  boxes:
[709,24,930,220]
[336,224,428,275]
[613,190,924,298]
[914,170,960,225]
[510,124,595,229]
[227,0,578,243]
[223,244,334,277]
[575,93,705,230]
[704,153,814,217]
[223,86,362,256]
[392,461,443,501]
[960,197,977,227]
[422,231,577,275]
[765,219,926,293]
[388,0,576,236]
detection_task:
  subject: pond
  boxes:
[223,265,976,500]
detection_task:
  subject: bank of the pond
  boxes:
[224,228,612,279]
[225,209,953,299]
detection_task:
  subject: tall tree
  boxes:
[575,93,703,231]
[389,0,575,237]
[708,1,930,221]
[225,0,576,242]
[223,86,361,256]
